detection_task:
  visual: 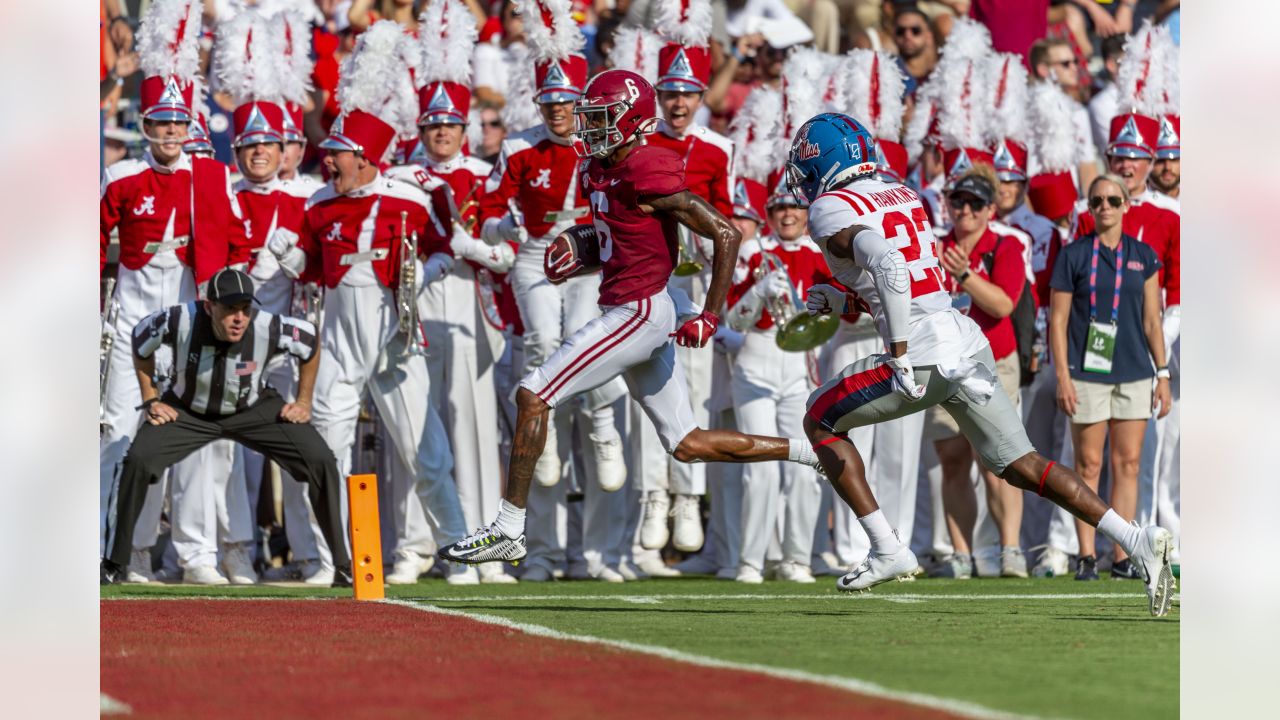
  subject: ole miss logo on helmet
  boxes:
[797,138,821,160]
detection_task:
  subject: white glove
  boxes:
[713,325,744,356]
[805,283,850,316]
[752,271,792,301]
[886,354,926,402]
[481,213,527,246]
[421,252,454,285]
[267,227,306,279]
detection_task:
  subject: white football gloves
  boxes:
[885,354,927,402]
[805,283,850,316]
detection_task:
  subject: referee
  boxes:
[100,269,352,586]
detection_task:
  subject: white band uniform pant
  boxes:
[309,280,466,561]
[732,329,820,573]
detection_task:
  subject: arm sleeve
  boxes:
[851,228,912,343]
[1048,241,1076,294]
[275,315,319,363]
[990,238,1026,306]
[100,174,121,277]
[479,144,518,225]
[132,306,177,360]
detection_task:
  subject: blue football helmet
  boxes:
[785,113,878,203]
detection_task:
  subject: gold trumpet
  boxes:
[672,226,704,276]
[754,252,838,352]
[397,211,427,356]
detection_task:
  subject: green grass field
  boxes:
[103,576,1178,719]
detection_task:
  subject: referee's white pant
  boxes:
[510,255,628,575]
[733,329,820,573]
[821,320,925,566]
[310,282,466,557]
[99,260,220,557]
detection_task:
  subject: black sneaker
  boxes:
[1075,555,1099,581]
[100,560,126,586]
[1109,558,1142,580]
[331,565,354,589]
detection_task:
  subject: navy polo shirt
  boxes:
[1050,233,1161,384]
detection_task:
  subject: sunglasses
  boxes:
[482,120,504,129]
[1053,58,1078,69]
[948,195,988,212]
[1089,195,1124,210]
[895,25,924,37]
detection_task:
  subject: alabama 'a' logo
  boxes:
[133,196,157,216]
[325,222,344,242]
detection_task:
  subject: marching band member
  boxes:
[99,0,243,584]
[267,21,470,582]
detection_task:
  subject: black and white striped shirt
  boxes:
[132,302,318,416]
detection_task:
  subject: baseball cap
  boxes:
[948,174,994,206]
[208,268,258,306]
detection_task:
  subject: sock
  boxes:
[590,406,619,441]
[788,438,818,467]
[1096,509,1141,557]
[494,499,527,539]
[857,510,903,554]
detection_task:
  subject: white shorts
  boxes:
[521,291,697,453]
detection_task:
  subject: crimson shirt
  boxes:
[937,227,1027,361]
[582,145,688,306]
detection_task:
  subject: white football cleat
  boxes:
[183,565,230,586]
[670,494,704,552]
[1128,524,1176,617]
[221,542,258,585]
[590,434,627,492]
[127,548,154,583]
[775,561,817,583]
[386,551,434,585]
[533,421,561,487]
[640,491,671,550]
[837,546,920,592]
[735,566,764,584]
[438,524,528,565]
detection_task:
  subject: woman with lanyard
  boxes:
[1049,174,1172,581]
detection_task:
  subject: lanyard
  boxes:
[1089,236,1123,324]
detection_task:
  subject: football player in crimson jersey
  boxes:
[791,113,1174,616]
[438,70,826,567]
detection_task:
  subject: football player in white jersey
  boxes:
[787,113,1175,617]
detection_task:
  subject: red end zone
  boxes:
[102,599,961,719]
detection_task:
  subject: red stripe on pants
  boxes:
[806,363,895,426]
[535,298,651,402]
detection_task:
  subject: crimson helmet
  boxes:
[573,69,658,158]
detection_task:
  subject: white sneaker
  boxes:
[386,552,433,585]
[479,562,518,584]
[590,434,627,492]
[592,566,626,583]
[1031,546,1070,578]
[640,491,671,550]
[775,561,817,583]
[183,565,230,586]
[127,548,154,583]
[735,566,764,584]
[221,542,259,585]
[640,556,683,577]
[1128,524,1176,617]
[302,563,335,586]
[928,553,973,579]
[670,494,704,552]
[618,560,647,581]
[1000,546,1029,578]
[446,563,480,585]
[534,422,561,487]
[520,564,554,582]
[837,545,920,592]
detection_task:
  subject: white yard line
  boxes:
[100,693,132,715]
[394,591,1166,603]
[383,599,1042,720]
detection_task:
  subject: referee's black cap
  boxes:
[208,268,258,306]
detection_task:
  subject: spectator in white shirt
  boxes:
[1088,35,1127,161]
[1031,38,1098,194]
